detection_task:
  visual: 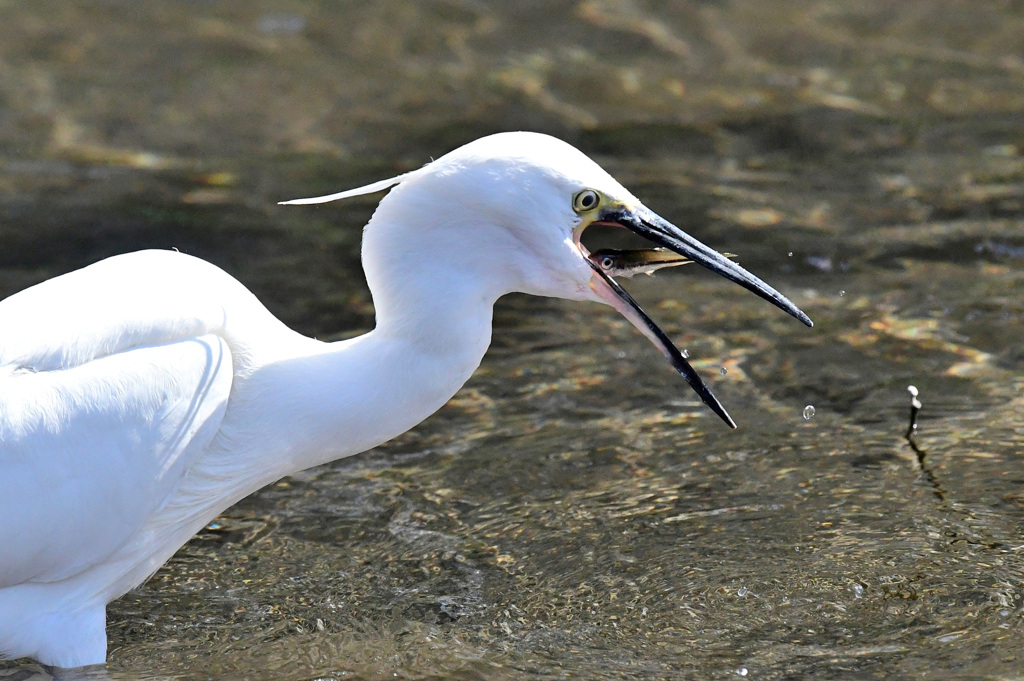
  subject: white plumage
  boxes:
[0,132,810,667]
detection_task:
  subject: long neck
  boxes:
[246,294,494,484]
[225,244,505,489]
[218,184,520,488]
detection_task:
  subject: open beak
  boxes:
[580,204,813,429]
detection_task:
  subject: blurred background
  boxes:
[1,2,1023,680]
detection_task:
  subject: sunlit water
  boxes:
[2,2,1023,679]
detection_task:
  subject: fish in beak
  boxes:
[578,203,813,429]
[589,248,737,278]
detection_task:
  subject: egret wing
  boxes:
[0,252,249,589]
[0,333,232,587]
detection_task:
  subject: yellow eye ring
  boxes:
[572,189,600,213]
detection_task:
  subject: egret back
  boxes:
[0,251,242,373]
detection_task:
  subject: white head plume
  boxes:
[278,174,408,205]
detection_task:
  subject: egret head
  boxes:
[281,131,812,427]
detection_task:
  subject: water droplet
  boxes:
[738,668,749,677]
[737,587,748,597]
[720,366,728,375]
[839,290,846,297]
[853,584,865,598]
[681,348,689,359]
[802,405,815,420]
[787,251,794,257]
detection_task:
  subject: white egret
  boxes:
[0,132,811,667]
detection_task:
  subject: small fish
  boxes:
[590,248,737,278]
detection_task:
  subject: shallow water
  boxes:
[1,2,1023,679]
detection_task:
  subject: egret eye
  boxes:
[572,189,600,213]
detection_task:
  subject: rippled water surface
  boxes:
[1,2,1023,679]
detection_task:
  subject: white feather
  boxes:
[277,174,407,205]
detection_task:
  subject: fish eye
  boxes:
[572,189,600,213]
[600,255,615,270]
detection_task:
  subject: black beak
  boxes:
[607,206,813,327]
[587,205,812,429]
